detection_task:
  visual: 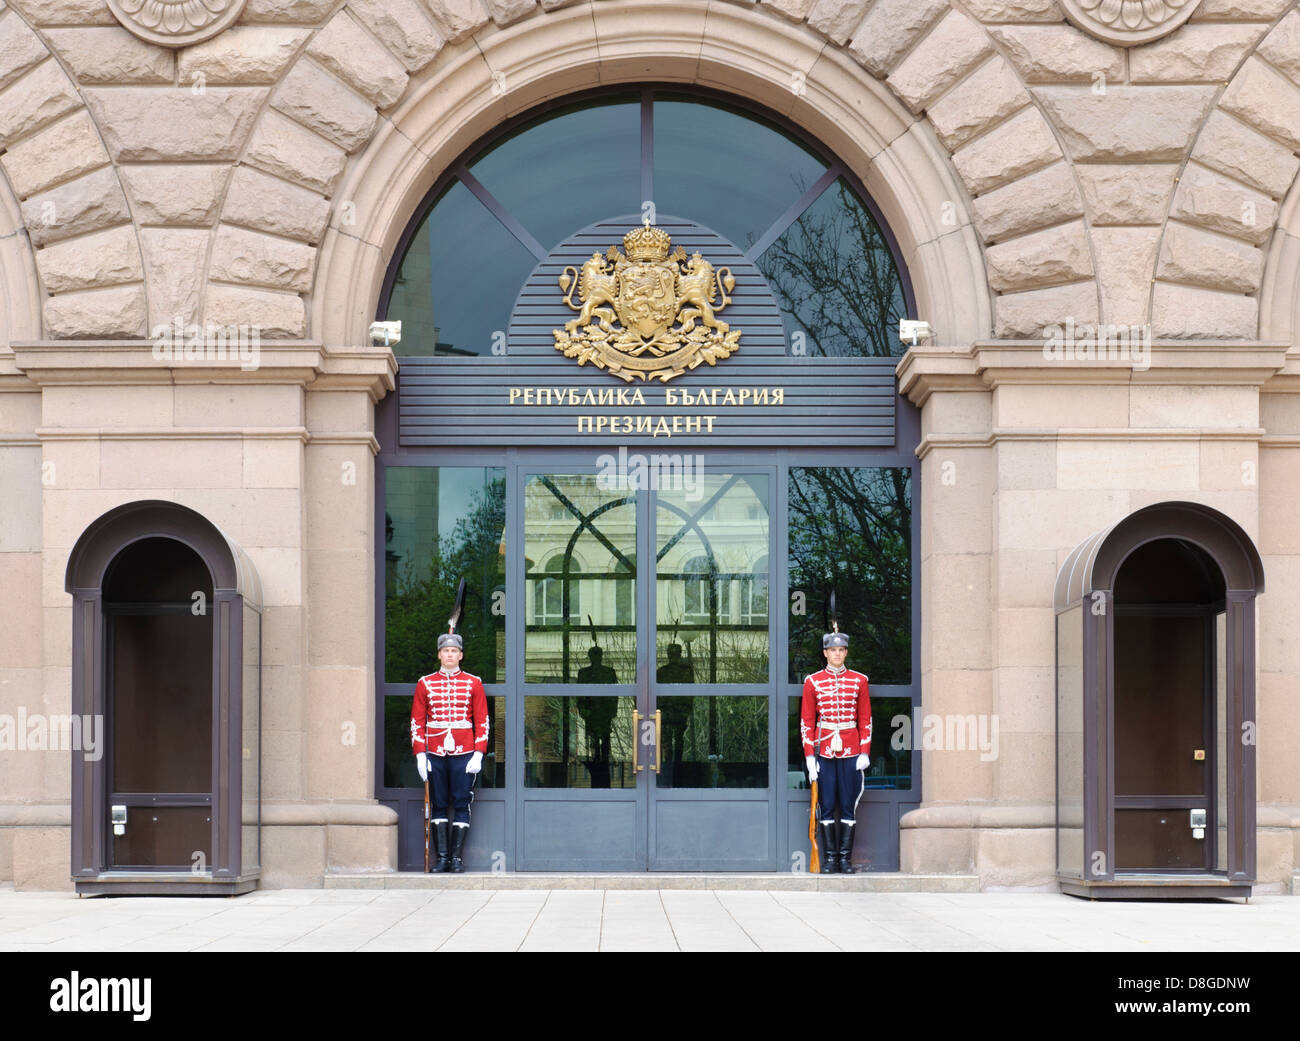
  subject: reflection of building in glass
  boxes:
[656,476,771,685]
[525,475,637,683]
[523,474,772,685]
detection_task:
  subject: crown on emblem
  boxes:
[623,221,672,263]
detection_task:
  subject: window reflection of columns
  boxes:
[656,474,769,685]
[524,475,636,684]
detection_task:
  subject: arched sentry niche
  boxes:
[1055,502,1264,900]
[65,500,262,895]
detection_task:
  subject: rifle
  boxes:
[424,775,431,873]
[808,777,820,874]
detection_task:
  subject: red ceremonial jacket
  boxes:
[410,668,489,757]
[800,666,871,759]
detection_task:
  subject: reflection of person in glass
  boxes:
[657,642,695,778]
[801,629,871,873]
[576,634,618,788]
[657,641,694,684]
[577,644,617,684]
[411,632,488,872]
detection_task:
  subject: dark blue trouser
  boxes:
[429,753,476,826]
[817,755,864,823]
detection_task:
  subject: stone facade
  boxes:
[0,0,1298,891]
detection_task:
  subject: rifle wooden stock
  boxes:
[424,776,430,873]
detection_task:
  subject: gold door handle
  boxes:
[653,710,662,774]
[633,708,644,771]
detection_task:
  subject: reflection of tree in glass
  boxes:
[527,697,633,788]
[757,179,906,358]
[386,477,506,684]
[667,696,767,788]
[788,467,910,685]
[680,631,769,685]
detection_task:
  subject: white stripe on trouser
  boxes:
[844,770,865,824]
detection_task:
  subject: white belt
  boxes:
[818,721,854,752]
[430,721,474,752]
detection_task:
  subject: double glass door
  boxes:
[380,451,916,872]
[518,467,776,870]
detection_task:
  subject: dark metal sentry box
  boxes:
[65,501,262,896]
[1054,501,1263,900]
[397,217,899,448]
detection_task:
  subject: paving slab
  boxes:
[0,885,1295,952]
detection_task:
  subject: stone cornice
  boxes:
[29,426,382,454]
[34,427,310,442]
[897,341,1295,403]
[916,427,1268,459]
[7,341,397,399]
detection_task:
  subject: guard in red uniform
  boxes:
[801,629,871,873]
[411,631,489,872]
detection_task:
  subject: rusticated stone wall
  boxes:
[0,0,1299,342]
[2,0,1300,891]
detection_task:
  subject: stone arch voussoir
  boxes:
[297,0,1013,349]
[1154,2,1300,341]
[0,3,148,340]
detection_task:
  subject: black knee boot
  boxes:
[449,824,468,873]
[431,821,450,873]
[818,821,838,873]
[838,821,856,874]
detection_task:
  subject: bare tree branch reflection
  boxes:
[788,467,911,685]
[757,179,906,358]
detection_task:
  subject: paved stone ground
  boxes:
[0,887,1296,952]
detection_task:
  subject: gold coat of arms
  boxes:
[553,221,741,383]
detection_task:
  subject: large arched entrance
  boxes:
[374,86,920,872]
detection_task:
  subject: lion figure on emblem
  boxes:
[562,252,619,333]
[675,252,733,336]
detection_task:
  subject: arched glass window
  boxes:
[535,552,580,626]
[682,552,722,625]
[382,87,911,360]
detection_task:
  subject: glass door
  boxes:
[517,469,648,869]
[514,466,779,871]
[649,471,777,870]
[1113,608,1215,871]
[381,453,917,872]
[106,607,214,870]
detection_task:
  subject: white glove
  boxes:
[416,752,429,782]
[805,756,818,781]
[856,754,870,771]
[466,751,483,774]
